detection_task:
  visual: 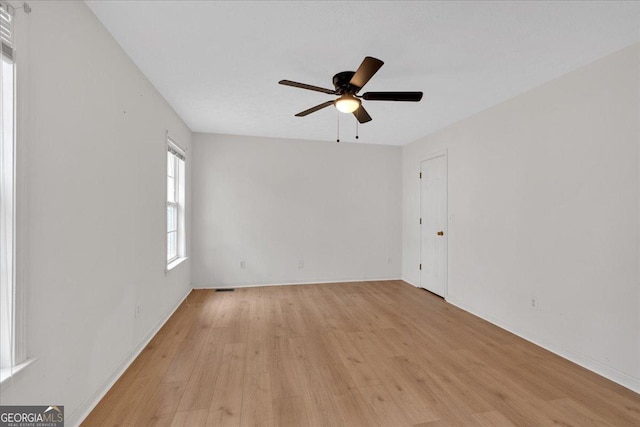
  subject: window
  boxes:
[1,0,16,376]
[167,138,186,268]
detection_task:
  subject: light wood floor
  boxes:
[83,280,640,426]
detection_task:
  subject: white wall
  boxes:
[403,43,640,391]
[192,133,401,287]
[0,2,192,425]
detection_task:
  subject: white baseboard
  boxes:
[193,277,402,289]
[67,289,192,427]
[446,296,640,394]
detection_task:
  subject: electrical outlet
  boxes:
[240,260,245,269]
[530,298,538,310]
[135,304,140,319]
[298,260,304,269]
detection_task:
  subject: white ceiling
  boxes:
[86,1,640,146]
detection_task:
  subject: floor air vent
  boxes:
[216,288,235,292]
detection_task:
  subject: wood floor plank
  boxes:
[268,336,304,399]
[546,397,610,426]
[518,355,640,425]
[391,354,481,425]
[414,417,482,427]
[348,330,401,359]
[323,331,382,388]
[272,395,309,427]
[207,342,247,427]
[358,384,415,426]
[333,388,383,427]
[163,320,209,383]
[362,351,441,424]
[171,409,209,427]
[240,373,274,427]
[472,410,517,427]
[83,281,640,427]
[303,334,357,397]
[458,367,573,426]
[130,381,186,426]
[176,327,229,411]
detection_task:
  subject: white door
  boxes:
[420,155,447,297]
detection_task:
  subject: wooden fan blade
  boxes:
[279,80,336,95]
[295,101,335,117]
[353,105,372,123]
[362,91,423,101]
[349,57,384,89]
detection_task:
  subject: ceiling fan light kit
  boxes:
[279,56,423,128]
[334,94,361,114]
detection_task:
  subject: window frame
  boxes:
[167,151,179,264]
[166,135,186,271]
[0,1,16,377]
[0,0,32,384]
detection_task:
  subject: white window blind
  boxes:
[168,144,185,161]
[0,2,13,61]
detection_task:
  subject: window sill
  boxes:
[166,256,188,272]
[0,358,37,386]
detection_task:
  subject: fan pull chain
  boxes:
[356,119,359,140]
[336,111,340,143]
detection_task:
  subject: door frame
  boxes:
[419,150,448,298]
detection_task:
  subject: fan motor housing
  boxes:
[333,71,360,95]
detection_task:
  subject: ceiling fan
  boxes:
[279,56,423,124]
